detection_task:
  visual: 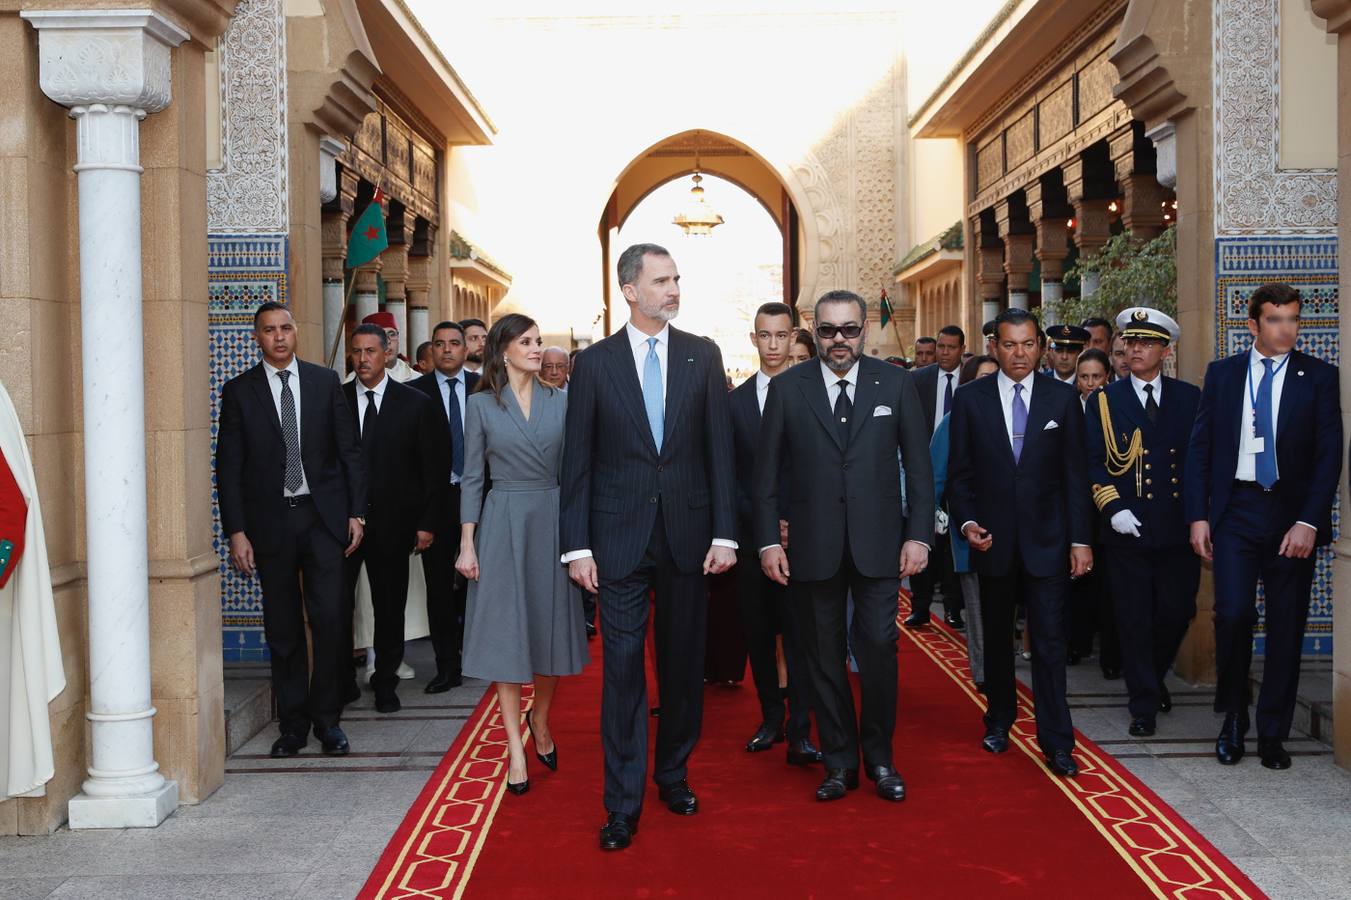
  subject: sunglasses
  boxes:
[815,324,863,340]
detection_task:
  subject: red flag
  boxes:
[0,447,27,588]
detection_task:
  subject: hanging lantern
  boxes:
[672,172,725,237]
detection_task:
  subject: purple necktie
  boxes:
[1011,383,1027,463]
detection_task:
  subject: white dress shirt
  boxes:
[626,321,670,395]
[1130,372,1163,410]
[563,321,735,564]
[755,370,772,414]
[435,368,468,485]
[264,357,310,497]
[932,365,959,433]
[1053,370,1076,386]
[819,359,858,405]
[354,373,388,435]
[1236,347,1290,482]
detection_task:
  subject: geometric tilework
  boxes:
[1214,236,1339,656]
[210,234,288,661]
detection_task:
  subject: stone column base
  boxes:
[68,781,178,830]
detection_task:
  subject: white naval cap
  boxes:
[1115,307,1180,344]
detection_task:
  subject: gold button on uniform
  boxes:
[1147,493,1154,499]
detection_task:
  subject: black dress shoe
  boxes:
[425,671,461,694]
[945,610,965,631]
[1101,666,1123,680]
[658,780,698,815]
[1215,713,1248,765]
[867,765,906,801]
[745,721,786,753]
[1158,684,1172,713]
[526,709,557,772]
[1257,738,1292,770]
[786,737,823,766]
[815,768,859,801]
[374,689,401,714]
[649,706,661,718]
[902,610,931,628]
[1046,750,1079,777]
[270,733,306,758]
[981,727,1009,754]
[1129,715,1156,737]
[342,681,362,706]
[314,725,350,756]
[974,681,986,694]
[585,621,597,639]
[599,812,638,850]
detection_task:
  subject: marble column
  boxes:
[1063,154,1116,302]
[354,264,381,322]
[1027,176,1072,327]
[321,159,354,375]
[380,242,410,345]
[995,197,1035,312]
[21,8,188,829]
[407,254,432,353]
[973,214,1006,323]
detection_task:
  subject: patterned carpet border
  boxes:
[897,593,1262,900]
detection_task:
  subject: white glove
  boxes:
[1110,509,1142,538]
[935,509,949,536]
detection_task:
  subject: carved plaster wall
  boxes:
[1213,0,1338,236]
[207,0,289,233]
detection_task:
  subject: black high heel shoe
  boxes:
[526,709,558,772]
[506,777,530,795]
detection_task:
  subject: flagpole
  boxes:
[326,273,359,370]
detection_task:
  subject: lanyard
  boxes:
[1247,352,1289,435]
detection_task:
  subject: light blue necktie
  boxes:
[643,337,664,452]
[1011,383,1027,463]
[1255,358,1277,489]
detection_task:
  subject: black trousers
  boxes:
[704,569,747,683]
[1106,543,1198,718]
[1212,482,1317,739]
[737,552,812,740]
[255,498,346,736]
[909,532,962,618]
[598,511,707,818]
[795,545,899,771]
[344,535,411,693]
[979,554,1074,755]
[422,485,467,677]
[1068,547,1121,669]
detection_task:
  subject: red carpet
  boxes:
[360,594,1265,899]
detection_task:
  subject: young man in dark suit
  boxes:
[409,321,479,693]
[342,324,447,713]
[1185,283,1342,769]
[731,301,819,765]
[1084,308,1200,738]
[561,243,737,851]
[906,323,967,629]
[947,307,1093,777]
[757,290,934,803]
[216,302,367,758]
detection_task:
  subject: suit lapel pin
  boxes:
[687,358,694,363]
[1297,370,1305,376]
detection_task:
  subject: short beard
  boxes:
[467,352,482,363]
[818,341,860,374]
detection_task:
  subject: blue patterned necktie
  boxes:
[1255,358,1277,489]
[643,337,664,452]
[278,370,304,493]
[1010,382,1027,463]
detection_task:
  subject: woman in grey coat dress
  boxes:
[455,314,589,794]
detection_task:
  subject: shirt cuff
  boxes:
[712,538,738,550]
[959,521,978,538]
[1295,521,1317,532]
[1071,543,1091,549]
[560,549,592,563]
[758,545,781,556]
[903,539,930,551]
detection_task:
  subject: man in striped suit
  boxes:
[561,243,737,851]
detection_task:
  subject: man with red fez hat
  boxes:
[347,312,416,384]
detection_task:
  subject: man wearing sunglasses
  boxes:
[755,290,934,804]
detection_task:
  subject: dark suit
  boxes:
[560,325,736,818]
[909,363,964,620]
[947,372,1091,755]
[1184,350,1342,739]
[341,377,446,692]
[410,368,479,680]
[216,358,366,737]
[1085,376,1201,718]
[730,374,810,741]
[754,357,934,771]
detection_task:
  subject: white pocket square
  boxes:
[1043,420,1059,430]
[873,405,892,417]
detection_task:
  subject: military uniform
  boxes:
[1083,308,1200,733]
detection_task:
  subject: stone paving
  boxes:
[0,629,1348,898]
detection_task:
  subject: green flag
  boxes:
[346,188,388,269]
[879,289,893,328]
